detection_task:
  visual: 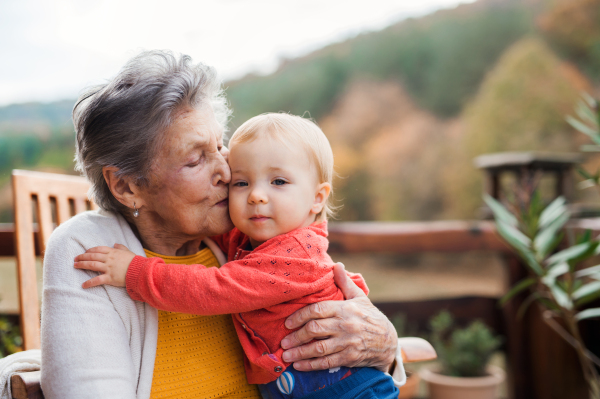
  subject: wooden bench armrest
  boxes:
[398,337,437,363]
[11,370,44,399]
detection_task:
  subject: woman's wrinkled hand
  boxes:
[280,263,397,372]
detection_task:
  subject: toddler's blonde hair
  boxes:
[229,113,336,221]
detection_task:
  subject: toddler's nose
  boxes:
[248,188,268,204]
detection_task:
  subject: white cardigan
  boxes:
[40,209,405,398]
[40,210,225,399]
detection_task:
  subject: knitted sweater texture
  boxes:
[126,222,369,384]
[39,210,227,399]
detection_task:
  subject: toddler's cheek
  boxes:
[228,195,245,226]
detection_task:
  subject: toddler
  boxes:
[75,113,400,399]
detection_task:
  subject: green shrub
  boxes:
[429,311,502,377]
[0,315,23,358]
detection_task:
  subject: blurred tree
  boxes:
[539,0,600,79]
[443,37,590,219]
[226,0,532,129]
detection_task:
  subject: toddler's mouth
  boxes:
[250,215,270,222]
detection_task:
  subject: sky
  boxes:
[0,0,475,106]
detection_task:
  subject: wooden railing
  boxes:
[0,220,511,257]
[2,219,598,399]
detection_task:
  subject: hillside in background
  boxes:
[1,0,599,223]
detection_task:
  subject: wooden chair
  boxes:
[10,169,435,398]
[12,169,97,351]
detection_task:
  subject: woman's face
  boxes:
[137,105,232,240]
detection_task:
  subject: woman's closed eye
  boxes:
[186,156,203,167]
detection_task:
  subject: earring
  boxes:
[133,202,139,218]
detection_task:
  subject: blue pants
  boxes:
[258,366,399,399]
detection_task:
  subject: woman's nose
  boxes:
[213,150,231,185]
[220,145,230,163]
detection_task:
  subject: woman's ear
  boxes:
[102,166,146,210]
[311,182,332,215]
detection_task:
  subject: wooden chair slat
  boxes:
[73,197,87,215]
[55,195,71,225]
[12,176,41,350]
[35,193,54,254]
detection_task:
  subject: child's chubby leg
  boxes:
[73,244,136,288]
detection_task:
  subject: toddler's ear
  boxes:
[311,182,331,215]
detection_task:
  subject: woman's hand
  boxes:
[281,263,397,372]
[74,244,136,288]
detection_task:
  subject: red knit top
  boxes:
[125,221,369,384]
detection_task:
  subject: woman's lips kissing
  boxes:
[215,198,228,207]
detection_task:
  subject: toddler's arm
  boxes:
[123,252,337,315]
[74,244,136,288]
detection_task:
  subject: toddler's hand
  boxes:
[74,244,136,289]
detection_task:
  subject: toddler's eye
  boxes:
[272,179,287,186]
[233,181,248,187]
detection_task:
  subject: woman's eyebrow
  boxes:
[184,138,209,154]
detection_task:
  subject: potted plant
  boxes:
[480,93,600,399]
[420,311,504,399]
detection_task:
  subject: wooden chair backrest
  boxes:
[12,169,97,350]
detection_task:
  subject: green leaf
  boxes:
[576,229,592,245]
[484,195,518,226]
[517,292,540,319]
[577,167,594,180]
[542,263,569,286]
[535,211,569,257]
[539,197,567,229]
[575,289,600,308]
[573,281,600,300]
[540,196,567,226]
[575,264,600,278]
[496,222,543,275]
[576,102,599,127]
[549,283,573,310]
[547,242,596,267]
[496,220,531,248]
[581,92,597,109]
[538,297,561,311]
[567,116,600,143]
[499,278,536,306]
[575,308,600,321]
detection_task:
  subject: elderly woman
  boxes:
[40,51,401,398]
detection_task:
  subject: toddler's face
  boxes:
[228,136,323,248]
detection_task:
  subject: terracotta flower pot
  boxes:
[420,365,505,399]
[398,370,420,399]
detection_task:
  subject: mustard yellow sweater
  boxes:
[145,248,261,399]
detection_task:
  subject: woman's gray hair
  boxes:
[73,50,231,214]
